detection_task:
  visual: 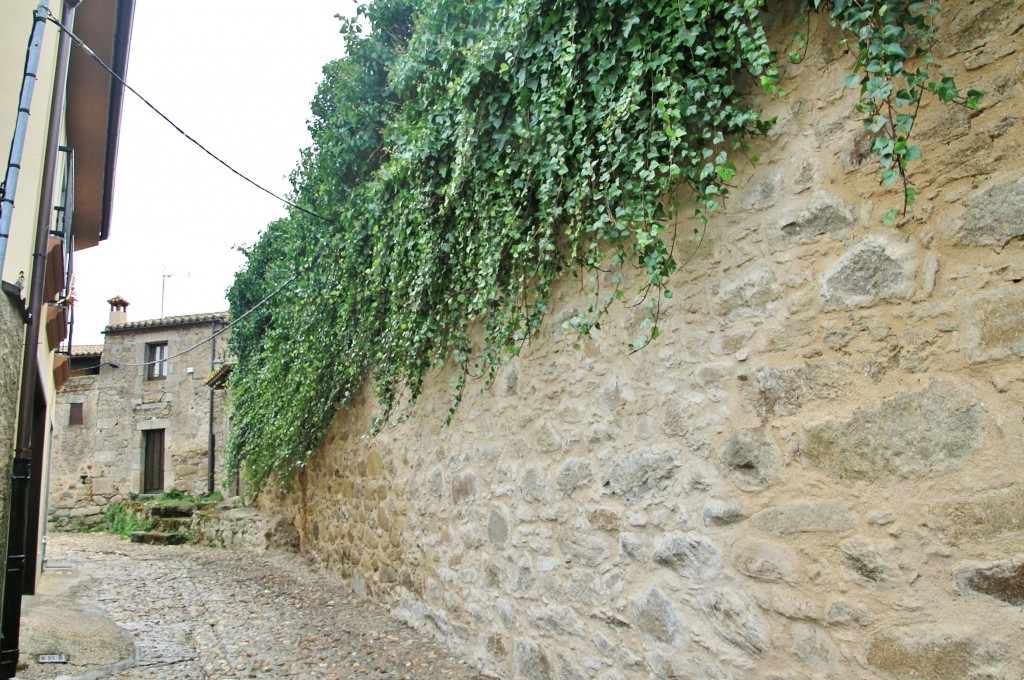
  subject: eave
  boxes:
[103,311,230,334]
[204,363,233,389]
[65,0,136,251]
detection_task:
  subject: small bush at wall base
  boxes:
[147,489,222,506]
[159,488,187,501]
[101,503,154,539]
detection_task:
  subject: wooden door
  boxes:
[143,430,165,493]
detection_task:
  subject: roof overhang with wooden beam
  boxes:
[65,0,136,251]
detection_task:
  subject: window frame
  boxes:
[145,342,168,381]
[68,402,83,426]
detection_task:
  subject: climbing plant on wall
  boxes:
[227,0,978,494]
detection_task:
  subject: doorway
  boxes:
[143,429,165,493]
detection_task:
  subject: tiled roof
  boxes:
[69,344,103,357]
[104,311,230,334]
[204,362,234,388]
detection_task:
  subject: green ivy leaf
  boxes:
[224,0,976,494]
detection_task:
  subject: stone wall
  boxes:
[49,372,104,525]
[257,2,1024,678]
[192,501,301,554]
[0,298,25,595]
[49,321,230,526]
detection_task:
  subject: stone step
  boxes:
[149,503,196,519]
[153,517,192,532]
[130,531,187,546]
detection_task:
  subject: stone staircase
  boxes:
[129,501,216,545]
[110,497,298,551]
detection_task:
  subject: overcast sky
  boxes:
[72,0,356,344]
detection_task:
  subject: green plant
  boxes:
[800,0,982,224]
[198,491,224,504]
[102,503,154,539]
[226,0,975,494]
[147,489,223,506]
[158,488,187,501]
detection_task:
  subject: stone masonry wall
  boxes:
[258,2,1024,678]
[50,322,230,526]
[0,299,24,595]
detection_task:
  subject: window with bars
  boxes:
[145,342,168,380]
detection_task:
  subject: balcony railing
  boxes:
[52,146,74,268]
[48,147,76,374]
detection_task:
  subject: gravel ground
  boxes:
[37,532,489,679]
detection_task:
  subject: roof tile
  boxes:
[69,344,104,357]
[104,311,229,334]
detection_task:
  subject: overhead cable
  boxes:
[45,10,334,225]
[71,270,301,372]
[45,10,340,374]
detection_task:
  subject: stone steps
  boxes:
[153,516,192,532]
[130,531,187,545]
[136,501,199,544]
[149,502,196,518]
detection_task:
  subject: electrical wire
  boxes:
[70,271,300,373]
[45,10,341,375]
[45,10,334,226]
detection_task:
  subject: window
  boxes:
[69,402,83,425]
[143,429,165,493]
[145,342,168,380]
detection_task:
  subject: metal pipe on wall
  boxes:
[0,459,30,678]
[208,321,218,494]
[0,2,50,278]
[0,1,80,676]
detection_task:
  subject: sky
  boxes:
[72,0,357,344]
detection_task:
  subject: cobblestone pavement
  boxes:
[39,532,489,679]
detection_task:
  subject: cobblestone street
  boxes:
[23,532,488,679]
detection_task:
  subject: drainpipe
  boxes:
[0,2,49,278]
[40,426,55,567]
[207,321,218,494]
[0,2,80,677]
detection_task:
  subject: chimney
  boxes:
[107,295,129,326]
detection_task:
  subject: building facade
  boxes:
[49,300,232,526]
[1,2,135,670]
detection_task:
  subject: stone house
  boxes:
[49,298,232,526]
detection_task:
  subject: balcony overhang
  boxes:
[65,0,136,251]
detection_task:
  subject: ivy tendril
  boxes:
[798,0,982,224]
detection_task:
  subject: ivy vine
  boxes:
[802,0,982,224]
[227,0,976,493]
